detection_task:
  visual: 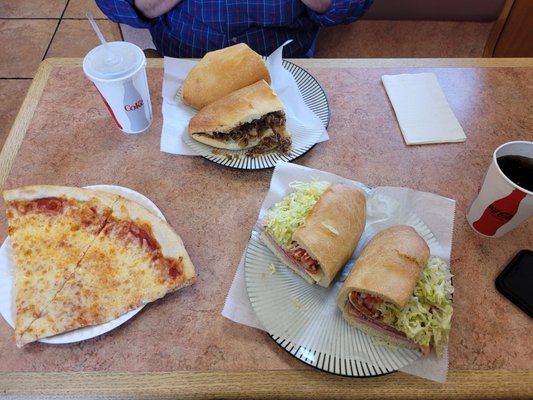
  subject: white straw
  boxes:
[86,12,108,46]
[87,12,120,65]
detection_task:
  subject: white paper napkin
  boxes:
[222,161,456,383]
[160,43,329,155]
[382,72,466,145]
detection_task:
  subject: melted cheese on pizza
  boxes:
[10,191,195,346]
[6,196,115,344]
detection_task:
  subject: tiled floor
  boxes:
[0,0,122,150]
[0,0,495,152]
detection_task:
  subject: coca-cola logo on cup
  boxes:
[486,204,514,221]
[124,100,144,111]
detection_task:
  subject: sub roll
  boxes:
[336,225,453,355]
[188,80,292,157]
[259,181,366,287]
[181,43,271,110]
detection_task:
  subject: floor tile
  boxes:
[64,0,107,19]
[315,21,493,58]
[46,19,122,58]
[0,79,32,149]
[0,20,58,78]
[0,0,67,18]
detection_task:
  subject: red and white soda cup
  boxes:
[467,141,533,237]
[83,41,152,134]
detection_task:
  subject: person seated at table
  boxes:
[95,0,374,58]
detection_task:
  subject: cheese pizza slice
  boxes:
[15,193,196,345]
[3,186,119,346]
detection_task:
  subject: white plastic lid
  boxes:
[83,41,145,81]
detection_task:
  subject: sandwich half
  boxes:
[259,181,366,287]
[336,225,453,355]
[182,43,271,109]
[188,80,292,157]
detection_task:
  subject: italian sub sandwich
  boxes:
[259,181,366,287]
[336,225,453,356]
[188,80,292,157]
[181,43,271,109]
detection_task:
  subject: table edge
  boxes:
[47,56,533,69]
[1,370,532,399]
[0,59,55,190]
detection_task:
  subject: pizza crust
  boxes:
[4,185,119,205]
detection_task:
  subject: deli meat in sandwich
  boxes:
[188,80,292,157]
[181,43,271,110]
[259,181,366,287]
[336,225,453,356]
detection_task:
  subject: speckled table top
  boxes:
[0,59,532,374]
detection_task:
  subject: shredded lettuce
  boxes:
[264,181,330,249]
[376,256,453,356]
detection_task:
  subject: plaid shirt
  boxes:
[96,0,373,57]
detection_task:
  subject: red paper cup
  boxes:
[467,141,533,237]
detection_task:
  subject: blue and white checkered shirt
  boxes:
[96,0,373,57]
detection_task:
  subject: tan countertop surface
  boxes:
[0,57,532,399]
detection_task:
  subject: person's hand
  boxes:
[134,0,182,19]
[300,0,331,13]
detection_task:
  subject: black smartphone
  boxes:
[495,249,533,319]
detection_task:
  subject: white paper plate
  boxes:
[184,60,330,170]
[0,185,164,345]
[245,191,439,377]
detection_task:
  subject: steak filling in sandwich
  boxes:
[181,43,271,110]
[336,225,453,356]
[188,80,292,157]
[259,181,366,287]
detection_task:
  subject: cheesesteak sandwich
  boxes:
[259,181,366,287]
[336,225,453,356]
[181,43,271,109]
[188,80,292,157]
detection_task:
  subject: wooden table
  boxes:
[0,57,532,399]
